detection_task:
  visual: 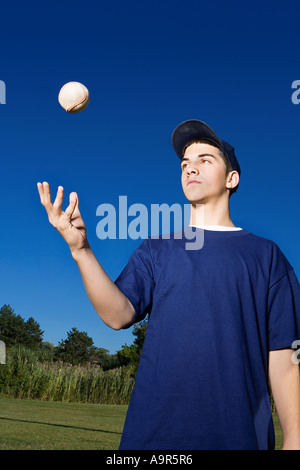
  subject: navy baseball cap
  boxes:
[171,119,241,176]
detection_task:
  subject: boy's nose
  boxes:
[187,166,199,176]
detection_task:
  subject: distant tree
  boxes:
[96,347,121,370]
[39,341,55,361]
[0,304,43,348]
[117,343,139,367]
[117,319,148,376]
[0,304,26,346]
[24,317,44,348]
[132,319,148,354]
[40,341,55,352]
[54,327,97,365]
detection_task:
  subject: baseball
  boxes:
[58,81,90,113]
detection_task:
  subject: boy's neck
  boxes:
[189,200,236,227]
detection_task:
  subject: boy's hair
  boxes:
[182,138,238,197]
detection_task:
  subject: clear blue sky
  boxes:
[1,0,300,353]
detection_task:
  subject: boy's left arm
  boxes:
[269,348,300,450]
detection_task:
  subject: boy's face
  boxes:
[181,142,232,204]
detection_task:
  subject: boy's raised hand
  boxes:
[37,182,89,255]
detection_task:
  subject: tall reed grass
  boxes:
[0,346,134,404]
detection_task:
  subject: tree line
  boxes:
[0,304,147,373]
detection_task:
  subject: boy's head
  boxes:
[171,120,241,200]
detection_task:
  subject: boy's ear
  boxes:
[226,171,239,190]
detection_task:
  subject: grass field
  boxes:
[0,397,283,450]
[0,397,127,450]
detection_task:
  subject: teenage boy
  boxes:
[37,119,300,450]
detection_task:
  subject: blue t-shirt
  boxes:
[115,227,300,450]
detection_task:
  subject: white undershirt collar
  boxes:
[189,225,242,231]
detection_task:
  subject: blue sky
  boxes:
[1,0,300,353]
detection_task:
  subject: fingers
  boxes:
[37,181,45,204]
[37,181,52,205]
[37,182,64,210]
[37,181,54,216]
[65,192,78,218]
[53,186,64,214]
[37,182,78,222]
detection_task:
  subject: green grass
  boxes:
[0,397,127,450]
[0,397,283,450]
[272,412,283,450]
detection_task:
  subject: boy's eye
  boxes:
[181,159,211,170]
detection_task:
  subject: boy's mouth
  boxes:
[186,180,202,186]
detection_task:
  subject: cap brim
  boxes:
[171,119,224,159]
